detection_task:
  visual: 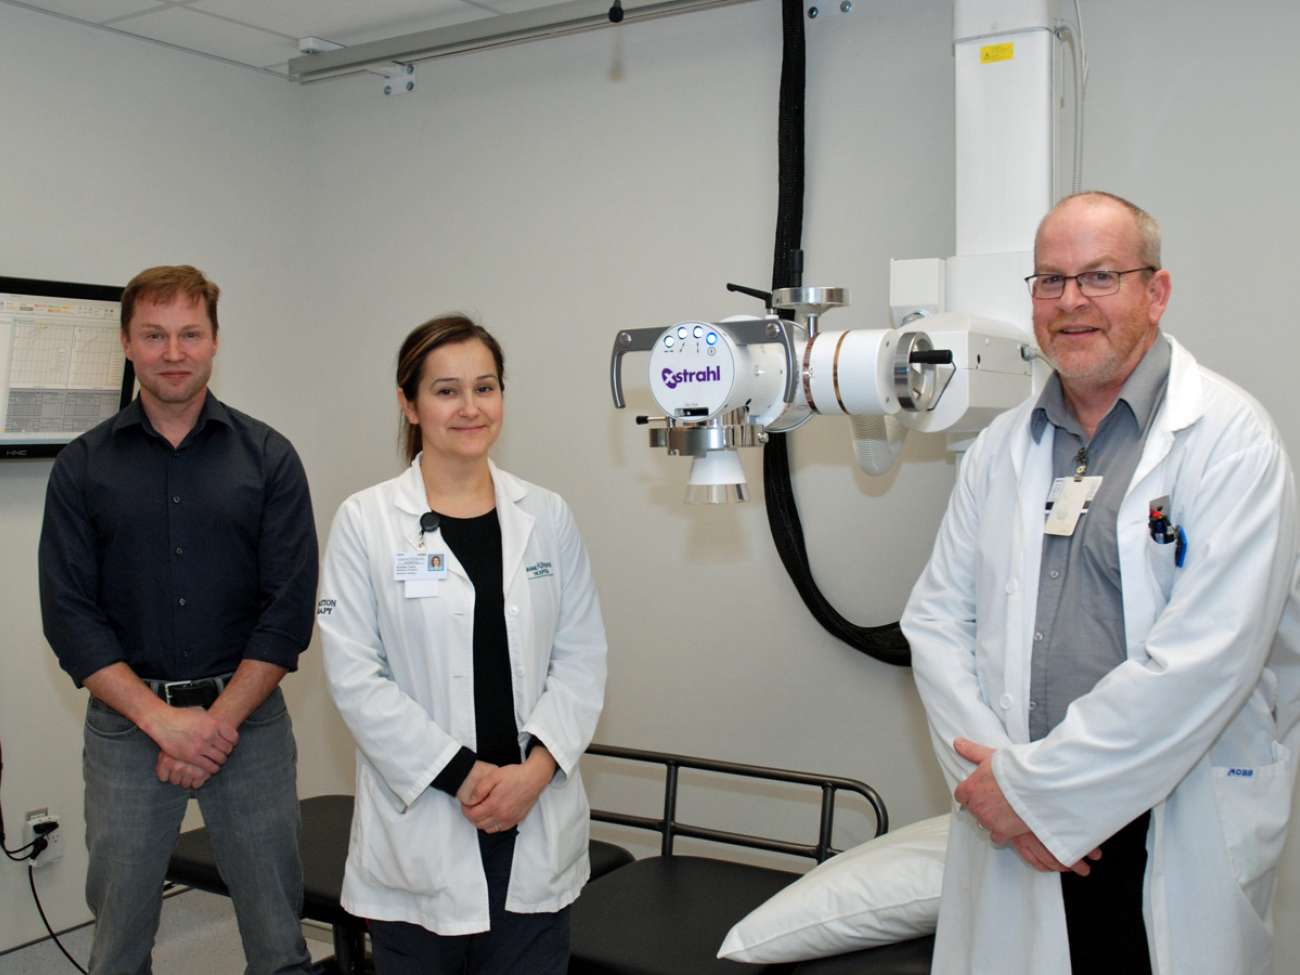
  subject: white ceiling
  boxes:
[4,0,567,77]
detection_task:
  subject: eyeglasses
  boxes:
[1025,267,1156,300]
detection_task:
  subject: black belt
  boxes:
[143,673,233,709]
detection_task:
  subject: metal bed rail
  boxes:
[583,742,888,863]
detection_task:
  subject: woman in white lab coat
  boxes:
[318,315,607,974]
[904,335,1299,975]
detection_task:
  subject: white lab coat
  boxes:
[318,458,607,934]
[903,335,1300,975]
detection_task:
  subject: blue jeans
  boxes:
[82,687,312,975]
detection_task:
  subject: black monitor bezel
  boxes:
[0,275,135,460]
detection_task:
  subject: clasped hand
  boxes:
[457,760,549,834]
[953,738,1101,877]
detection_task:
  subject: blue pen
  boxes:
[1175,526,1188,568]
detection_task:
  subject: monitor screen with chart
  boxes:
[0,276,134,458]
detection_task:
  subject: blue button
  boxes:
[706,332,718,346]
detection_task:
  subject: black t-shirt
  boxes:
[429,509,520,795]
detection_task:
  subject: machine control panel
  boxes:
[648,321,739,418]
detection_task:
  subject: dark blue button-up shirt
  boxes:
[38,393,318,685]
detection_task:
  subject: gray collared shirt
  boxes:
[1027,335,1172,740]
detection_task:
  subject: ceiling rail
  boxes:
[288,0,760,83]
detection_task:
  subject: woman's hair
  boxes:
[396,314,506,463]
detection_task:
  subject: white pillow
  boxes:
[717,813,949,963]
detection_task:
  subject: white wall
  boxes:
[2,0,1299,968]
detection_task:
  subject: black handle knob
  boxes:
[726,282,773,306]
[909,350,954,365]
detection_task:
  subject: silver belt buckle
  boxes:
[161,679,197,705]
[159,674,229,704]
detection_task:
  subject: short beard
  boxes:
[1042,345,1122,385]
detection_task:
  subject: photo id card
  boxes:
[395,550,449,598]
[393,551,449,581]
[1044,477,1097,536]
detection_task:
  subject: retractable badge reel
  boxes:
[419,511,440,545]
[418,511,448,575]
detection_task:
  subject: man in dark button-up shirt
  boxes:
[38,265,318,975]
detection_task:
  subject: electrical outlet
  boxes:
[24,809,63,867]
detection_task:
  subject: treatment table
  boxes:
[166,746,934,973]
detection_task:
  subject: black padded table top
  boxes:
[789,936,936,974]
[569,854,935,975]
[168,794,931,974]
[570,855,800,975]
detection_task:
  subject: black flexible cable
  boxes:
[762,0,910,666]
[5,736,90,973]
[770,0,804,297]
[763,437,911,663]
[29,864,89,974]
[0,739,39,859]
[3,840,38,860]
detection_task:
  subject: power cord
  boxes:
[2,739,90,973]
[3,835,39,860]
[29,861,89,975]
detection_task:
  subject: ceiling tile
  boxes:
[13,0,604,75]
[14,0,169,23]
[109,6,301,67]
[189,0,488,46]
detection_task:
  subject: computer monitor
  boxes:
[0,276,135,459]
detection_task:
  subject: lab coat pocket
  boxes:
[1211,741,1293,917]
[538,772,589,883]
[1144,531,1178,603]
[353,761,447,896]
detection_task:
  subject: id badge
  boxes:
[393,552,432,581]
[1044,476,1102,537]
[394,550,448,599]
[392,552,449,581]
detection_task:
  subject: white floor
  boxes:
[0,888,334,975]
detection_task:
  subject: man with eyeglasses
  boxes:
[904,191,1300,974]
